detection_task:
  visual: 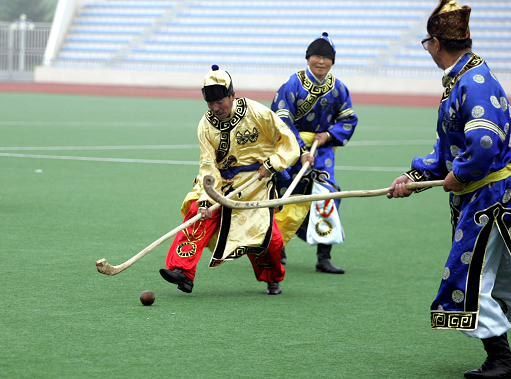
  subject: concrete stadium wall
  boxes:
[34,65,446,95]
[33,65,511,96]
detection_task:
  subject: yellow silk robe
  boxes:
[182,98,299,266]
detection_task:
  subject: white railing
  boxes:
[0,15,51,80]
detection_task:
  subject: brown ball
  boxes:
[139,290,155,306]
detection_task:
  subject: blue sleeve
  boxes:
[411,136,449,180]
[328,82,358,146]
[452,79,507,182]
[271,76,306,151]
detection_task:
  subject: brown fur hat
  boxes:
[427,0,471,40]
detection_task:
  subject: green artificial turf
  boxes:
[0,93,482,378]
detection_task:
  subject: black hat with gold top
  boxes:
[201,65,234,102]
[427,0,471,40]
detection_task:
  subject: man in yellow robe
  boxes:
[160,65,300,295]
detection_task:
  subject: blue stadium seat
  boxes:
[53,0,511,78]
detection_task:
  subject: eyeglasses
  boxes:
[421,36,433,50]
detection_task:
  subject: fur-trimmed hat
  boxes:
[201,65,234,102]
[427,0,471,40]
[305,32,336,63]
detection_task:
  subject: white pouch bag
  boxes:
[306,181,345,245]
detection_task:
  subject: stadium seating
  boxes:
[52,0,511,81]
[57,1,179,65]
[393,2,511,75]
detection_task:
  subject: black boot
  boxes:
[159,268,194,293]
[315,244,345,274]
[464,333,511,378]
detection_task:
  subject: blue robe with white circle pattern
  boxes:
[412,52,511,330]
[271,67,358,195]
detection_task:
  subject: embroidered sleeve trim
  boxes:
[404,169,430,193]
[336,108,355,120]
[199,200,212,209]
[275,108,294,122]
[465,118,506,141]
[263,159,277,174]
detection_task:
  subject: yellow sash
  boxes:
[275,132,316,243]
[454,164,511,195]
[300,132,316,147]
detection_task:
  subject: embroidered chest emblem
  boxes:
[236,127,259,145]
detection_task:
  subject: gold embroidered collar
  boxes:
[296,70,335,121]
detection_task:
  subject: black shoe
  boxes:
[464,358,511,378]
[465,334,511,378]
[267,282,282,295]
[316,259,345,274]
[159,268,194,293]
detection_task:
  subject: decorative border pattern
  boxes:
[263,159,277,174]
[209,183,276,267]
[206,98,248,163]
[442,54,484,102]
[295,70,335,121]
[404,169,431,193]
[431,311,477,330]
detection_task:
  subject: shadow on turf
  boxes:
[428,364,480,378]
[156,277,334,299]
[156,287,312,299]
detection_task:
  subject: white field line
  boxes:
[0,141,431,172]
[348,140,432,147]
[0,152,408,172]
[0,140,432,152]
[0,120,432,133]
[0,144,198,151]
[0,121,169,127]
[336,165,408,172]
[0,153,198,166]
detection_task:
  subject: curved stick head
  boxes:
[203,175,215,189]
[96,258,118,276]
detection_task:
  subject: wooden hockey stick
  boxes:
[203,175,445,210]
[281,140,319,199]
[96,176,262,276]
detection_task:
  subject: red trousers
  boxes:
[166,201,285,283]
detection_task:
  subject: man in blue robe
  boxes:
[388,1,511,377]
[271,32,358,274]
